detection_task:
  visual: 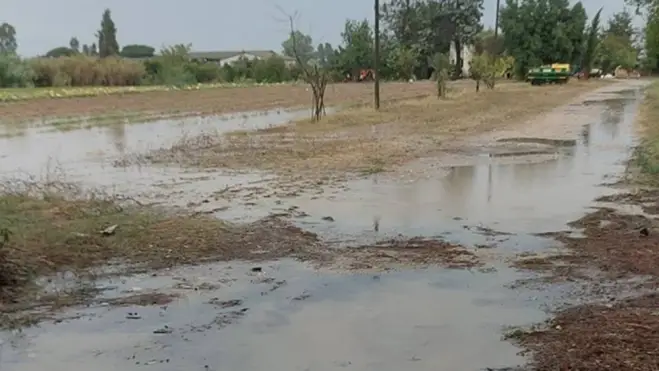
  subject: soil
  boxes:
[0,81,446,122]
[508,293,659,371]
[509,192,659,369]
[322,237,480,272]
[0,187,478,329]
[138,82,604,175]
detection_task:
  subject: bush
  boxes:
[185,61,222,83]
[0,54,35,88]
[30,56,145,87]
[252,56,290,83]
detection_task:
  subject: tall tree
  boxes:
[582,8,603,77]
[645,3,659,71]
[448,0,484,77]
[382,0,457,78]
[566,2,588,67]
[606,9,635,43]
[500,0,587,78]
[282,31,314,62]
[120,44,155,58]
[69,37,80,53]
[0,23,18,54]
[336,19,375,73]
[97,9,119,58]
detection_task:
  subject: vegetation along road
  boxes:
[1,0,659,370]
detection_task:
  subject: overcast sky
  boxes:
[1,0,638,56]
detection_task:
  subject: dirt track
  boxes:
[0,81,448,121]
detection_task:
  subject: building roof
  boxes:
[188,50,293,61]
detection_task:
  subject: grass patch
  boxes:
[139,81,605,175]
[0,178,320,314]
[631,81,659,183]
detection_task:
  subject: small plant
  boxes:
[431,53,450,98]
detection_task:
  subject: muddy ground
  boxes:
[0,81,457,124]
[0,79,654,371]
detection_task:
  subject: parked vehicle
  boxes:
[527,63,571,85]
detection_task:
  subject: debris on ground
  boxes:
[508,293,659,371]
[324,237,479,272]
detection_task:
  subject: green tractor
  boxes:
[527,63,571,85]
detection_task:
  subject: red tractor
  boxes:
[342,69,376,82]
[358,69,375,81]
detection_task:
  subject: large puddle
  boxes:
[0,80,649,371]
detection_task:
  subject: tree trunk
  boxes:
[453,38,463,79]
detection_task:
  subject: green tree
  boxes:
[69,37,80,53]
[598,34,638,73]
[90,43,98,56]
[45,46,76,58]
[645,4,659,71]
[0,23,18,54]
[474,29,504,55]
[316,42,335,67]
[500,0,587,78]
[566,3,588,67]
[606,8,636,42]
[282,30,314,62]
[382,0,455,78]
[388,45,419,80]
[97,9,119,58]
[120,44,155,58]
[335,19,374,74]
[82,44,90,55]
[448,0,484,77]
[582,8,603,78]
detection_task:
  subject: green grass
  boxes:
[633,81,659,183]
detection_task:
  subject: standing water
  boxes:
[0,81,649,371]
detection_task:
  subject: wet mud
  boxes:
[0,80,652,370]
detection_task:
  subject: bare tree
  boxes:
[280,10,329,121]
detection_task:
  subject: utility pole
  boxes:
[374,0,381,110]
[494,0,500,38]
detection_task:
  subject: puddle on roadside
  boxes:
[0,260,550,371]
[227,86,642,245]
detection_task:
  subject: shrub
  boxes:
[30,56,145,87]
[252,56,290,83]
[185,61,222,83]
[0,53,35,88]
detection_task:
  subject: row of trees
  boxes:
[0,2,650,89]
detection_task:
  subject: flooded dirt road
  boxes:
[0,80,650,371]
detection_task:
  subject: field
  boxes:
[1,78,658,371]
[0,81,444,123]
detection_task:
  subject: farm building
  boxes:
[188,50,296,66]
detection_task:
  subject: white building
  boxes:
[449,43,475,77]
[188,50,296,67]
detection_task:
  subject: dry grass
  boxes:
[508,293,659,371]
[143,81,606,174]
[0,180,322,306]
